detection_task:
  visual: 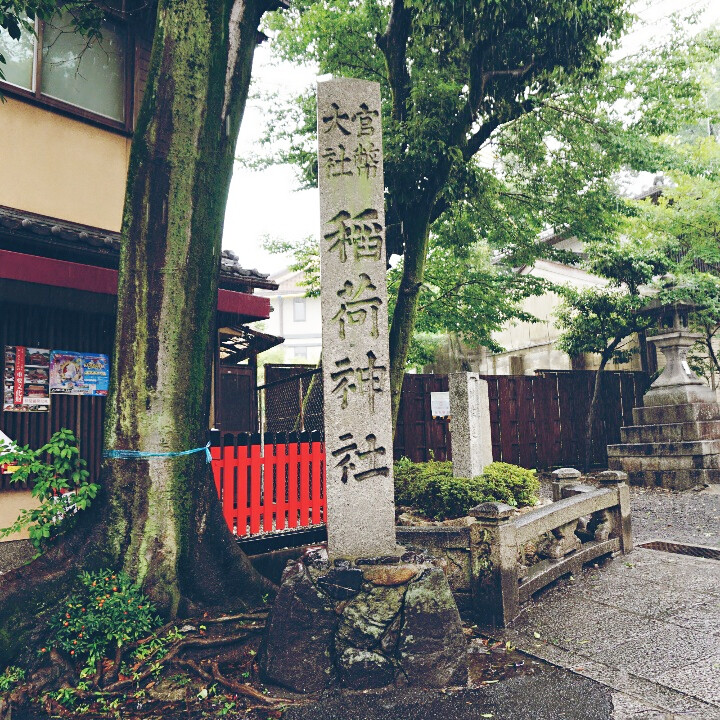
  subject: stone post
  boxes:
[317,77,396,558]
[551,467,581,502]
[597,470,633,553]
[468,502,518,626]
[449,372,493,478]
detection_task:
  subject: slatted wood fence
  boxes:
[394,371,649,470]
[210,431,326,537]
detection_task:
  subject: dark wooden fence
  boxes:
[394,371,649,470]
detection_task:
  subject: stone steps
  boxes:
[633,402,720,426]
[607,438,720,458]
[620,420,720,444]
[617,468,720,490]
[607,451,720,472]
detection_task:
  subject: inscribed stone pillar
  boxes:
[317,77,396,558]
[449,373,492,478]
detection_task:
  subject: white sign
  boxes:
[681,360,693,377]
[431,391,450,418]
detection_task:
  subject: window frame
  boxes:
[0,8,135,134]
[293,297,307,323]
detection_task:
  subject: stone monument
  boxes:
[448,372,493,478]
[261,77,467,692]
[608,301,720,489]
[316,76,396,559]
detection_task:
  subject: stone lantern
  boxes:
[606,297,720,490]
[642,299,716,407]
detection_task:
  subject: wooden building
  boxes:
[0,4,280,537]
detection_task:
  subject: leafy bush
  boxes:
[46,570,160,667]
[0,665,25,692]
[394,459,539,520]
[0,429,99,548]
[482,462,540,508]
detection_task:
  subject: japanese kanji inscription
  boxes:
[318,77,397,558]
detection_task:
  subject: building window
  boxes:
[0,19,35,90]
[293,297,306,323]
[42,11,127,122]
[293,346,308,359]
[0,6,133,131]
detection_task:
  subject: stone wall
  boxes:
[397,473,632,626]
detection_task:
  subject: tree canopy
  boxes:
[253,0,633,419]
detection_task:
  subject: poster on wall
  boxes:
[3,346,51,412]
[49,351,110,396]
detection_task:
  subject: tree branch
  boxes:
[462,118,500,161]
[376,0,412,123]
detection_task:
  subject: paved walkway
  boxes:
[487,486,720,720]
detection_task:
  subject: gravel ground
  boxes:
[629,485,720,546]
[538,476,720,547]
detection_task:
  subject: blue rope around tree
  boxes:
[103,443,212,463]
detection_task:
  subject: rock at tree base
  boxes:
[261,551,468,692]
[260,562,338,693]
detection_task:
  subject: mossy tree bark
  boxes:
[0,0,282,666]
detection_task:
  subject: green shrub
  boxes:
[0,429,99,549]
[47,570,160,667]
[482,462,540,508]
[394,459,539,520]
[0,665,25,692]
[394,456,453,507]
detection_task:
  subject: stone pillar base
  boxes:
[261,546,468,692]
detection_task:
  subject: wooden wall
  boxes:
[393,371,649,470]
[1,300,114,483]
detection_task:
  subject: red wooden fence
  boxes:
[211,431,326,537]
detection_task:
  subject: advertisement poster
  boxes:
[3,346,51,412]
[49,351,110,396]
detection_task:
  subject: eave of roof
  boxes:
[0,248,272,321]
[0,205,278,292]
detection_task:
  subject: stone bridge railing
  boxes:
[397,470,632,626]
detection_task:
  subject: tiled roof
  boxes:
[220,249,272,285]
[0,205,276,288]
[0,205,121,251]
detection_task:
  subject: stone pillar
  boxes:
[317,78,396,558]
[468,502,518,626]
[449,372,492,478]
[551,467,581,502]
[597,470,633,553]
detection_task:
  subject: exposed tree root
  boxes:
[0,607,301,720]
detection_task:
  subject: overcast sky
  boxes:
[222,0,720,277]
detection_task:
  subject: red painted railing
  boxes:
[211,431,326,537]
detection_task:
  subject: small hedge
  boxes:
[394,458,539,520]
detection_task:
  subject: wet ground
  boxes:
[483,483,720,720]
[282,647,613,720]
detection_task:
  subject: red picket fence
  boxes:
[210,431,326,537]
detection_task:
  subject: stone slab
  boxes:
[632,403,720,426]
[609,622,720,678]
[607,439,720,457]
[654,653,720,707]
[620,420,720,444]
[448,372,492,478]
[613,468,720,489]
[317,77,396,558]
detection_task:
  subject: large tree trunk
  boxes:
[102,0,273,615]
[0,0,278,664]
[585,352,613,471]
[388,203,433,425]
